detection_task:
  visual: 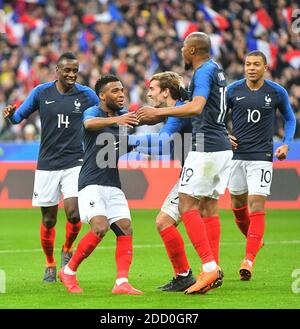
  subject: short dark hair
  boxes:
[246,51,267,64]
[94,75,120,95]
[57,52,77,65]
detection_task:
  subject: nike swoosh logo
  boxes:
[260,184,268,188]
[45,100,55,104]
[236,97,246,101]
[113,141,120,145]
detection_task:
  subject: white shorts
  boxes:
[161,181,180,222]
[32,166,81,207]
[178,150,233,199]
[78,185,131,225]
[228,160,273,196]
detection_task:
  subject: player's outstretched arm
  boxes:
[84,112,139,130]
[136,96,206,124]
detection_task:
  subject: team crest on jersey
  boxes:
[264,94,272,108]
[73,99,82,113]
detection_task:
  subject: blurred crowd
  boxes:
[0,0,299,141]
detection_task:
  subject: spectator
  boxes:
[0,0,299,141]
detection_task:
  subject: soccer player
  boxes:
[58,75,143,294]
[2,53,99,282]
[137,32,232,294]
[227,50,296,280]
[131,71,195,291]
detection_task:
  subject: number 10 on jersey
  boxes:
[57,114,70,128]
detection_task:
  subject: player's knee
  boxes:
[111,221,132,236]
[42,215,56,228]
[155,213,174,232]
[91,222,109,238]
[66,208,80,224]
[249,201,265,213]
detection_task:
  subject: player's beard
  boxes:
[184,62,192,71]
[107,100,123,112]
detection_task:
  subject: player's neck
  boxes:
[102,105,115,117]
[165,98,177,107]
[193,55,210,70]
[246,79,265,91]
[56,81,73,94]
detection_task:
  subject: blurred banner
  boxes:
[0,159,299,209]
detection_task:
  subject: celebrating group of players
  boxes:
[3,32,296,295]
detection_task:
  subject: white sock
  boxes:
[63,264,76,275]
[116,278,128,286]
[202,261,217,273]
[177,270,190,277]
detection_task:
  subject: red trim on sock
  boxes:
[160,225,190,274]
[116,236,132,279]
[181,209,214,264]
[63,221,82,251]
[40,223,56,265]
[68,230,101,272]
[245,212,265,262]
[232,206,250,237]
[203,216,220,264]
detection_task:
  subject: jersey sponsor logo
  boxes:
[236,96,246,101]
[73,99,82,113]
[45,100,55,104]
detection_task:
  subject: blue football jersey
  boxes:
[227,79,296,161]
[189,59,231,152]
[9,81,99,170]
[78,106,132,191]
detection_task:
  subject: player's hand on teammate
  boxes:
[136,106,161,125]
[275,144,289,161]
[116,112,139,128]
[229,134,238,151]
[3,105,16,118]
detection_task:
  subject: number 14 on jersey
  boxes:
[57,114,70,128]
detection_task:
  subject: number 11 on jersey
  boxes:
[218,87,227,123]
[57,114,70,128]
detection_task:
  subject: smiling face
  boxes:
[245,55,267,84]
[100,81,125,112]
[56,59,79,89]
[147,79,168,108]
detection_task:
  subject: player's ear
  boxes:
[99,92,105,102]
[163,88,169,98]
[190,46,195,55]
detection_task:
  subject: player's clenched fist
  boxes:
[3,104,16,118]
